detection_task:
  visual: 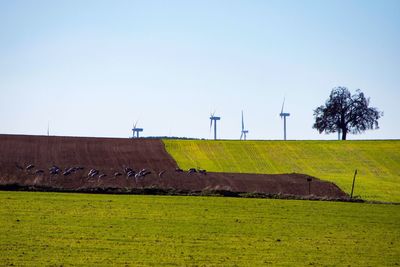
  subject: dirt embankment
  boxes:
[0,134,348,199]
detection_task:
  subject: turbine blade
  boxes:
[240,132,243,140]
[241,110,244,130]
[281,98,285,114]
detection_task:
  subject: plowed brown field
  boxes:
[0,134,347,198]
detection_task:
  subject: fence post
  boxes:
[307,178,312,195]
[350,169,358,199]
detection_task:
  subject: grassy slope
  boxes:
[1,191,399,266]
[163,140,400,202]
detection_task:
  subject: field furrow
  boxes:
[163,140,400,202]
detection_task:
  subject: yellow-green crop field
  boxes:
[163,140,400,202]
[1,191,399,266]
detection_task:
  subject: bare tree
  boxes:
[313,87,383,140]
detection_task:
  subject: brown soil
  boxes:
[0,134,348,198]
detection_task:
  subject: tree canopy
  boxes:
[313,87,383,140]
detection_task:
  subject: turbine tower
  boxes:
[279,98,290,140]
[240,110,249,140]
[132,121,143,138]
[209,112,221,140]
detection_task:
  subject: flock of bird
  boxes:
[16,163,207,179]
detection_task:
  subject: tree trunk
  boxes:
[342,129,347,140]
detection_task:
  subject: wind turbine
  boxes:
[209,112,221,140]
[240,110,249,140]
[132,121,143,138]
[279,98,290,140]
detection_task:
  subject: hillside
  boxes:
[0,135,346,198]
[163,140,400,202]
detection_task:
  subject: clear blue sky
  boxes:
[1,0,399,140]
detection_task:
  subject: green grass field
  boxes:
[1,191,399,266]
[163,140,400,202]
